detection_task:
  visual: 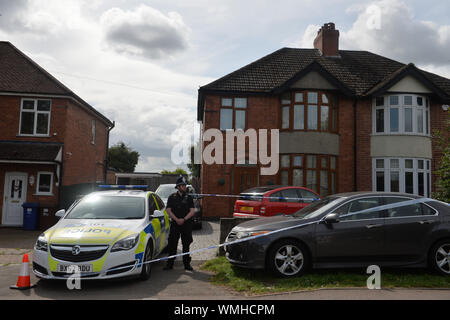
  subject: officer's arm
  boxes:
[166,196,181,222]
[183,197,196,221]
[166,207,178,221]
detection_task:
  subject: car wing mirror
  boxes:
[150,210,165,220]
[55,209,66,219]
[324,213,339,224]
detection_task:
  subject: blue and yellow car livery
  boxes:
[32,190,170,280]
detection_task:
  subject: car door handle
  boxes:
[366,224,382,229]
[418,220,434,225]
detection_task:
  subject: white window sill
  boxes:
[371,133,431,138]
[17,134,51,138]
[34,193,54,197]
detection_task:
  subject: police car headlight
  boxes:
[35,233,48,252]
[111,234,140,252]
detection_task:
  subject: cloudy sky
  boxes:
[1,0,449,173]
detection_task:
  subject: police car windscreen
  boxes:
[65,195,146,219]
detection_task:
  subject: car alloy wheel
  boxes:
[140,243,153,280]
[433,242,450,275]
[269,240,308,277]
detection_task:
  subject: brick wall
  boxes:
[430,100,449,194]
[201,94,279,217]
[62,101,109,186]
[355,98,373,191]
[0,95,67,142]
[336,95,356,193]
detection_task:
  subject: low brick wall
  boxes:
[218,217,256,256]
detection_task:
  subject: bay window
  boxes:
[373,94,430,135]
[373,157,431,197]
[280,154,337,196]
[281,91,337,132]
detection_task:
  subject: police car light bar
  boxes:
[97,185,148,190]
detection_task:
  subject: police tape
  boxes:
[100,196,448,275]
[191,193,320,202]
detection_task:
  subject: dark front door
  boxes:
[234,167,258,194]
[315,197,386,264]
[383,197,440,263]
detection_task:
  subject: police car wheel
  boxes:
[140,243,153,280]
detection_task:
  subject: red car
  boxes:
[233,186,321,218]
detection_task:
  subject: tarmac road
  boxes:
[0,223,449,300]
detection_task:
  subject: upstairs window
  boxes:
[373,94,429,135]
[280,91,337,133]
[19,99,51,136]
[220,97,247,130]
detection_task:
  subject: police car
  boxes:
[32,186,170,280]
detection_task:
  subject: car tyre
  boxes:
[429,240,450,276]
[267,239,309,277]
[140,242,153,281]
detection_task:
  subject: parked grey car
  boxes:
[225,192,450,277]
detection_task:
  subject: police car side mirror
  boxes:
[55,209,66,219]
[150,210,165,220]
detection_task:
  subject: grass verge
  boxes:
[201,257,450,295]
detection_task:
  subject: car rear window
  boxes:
[239,193,264,201]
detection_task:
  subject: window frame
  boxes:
[280,91,337,133]
[36,171,54,196]
[372,158,432,197]
[372,94,430,136]
[19,98,52,136]
[279,153,337,196]
[219,97,247,131]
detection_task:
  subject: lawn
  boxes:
[201,257,450,295]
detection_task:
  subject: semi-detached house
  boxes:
[197,23,450,218]
[0,42,114,228]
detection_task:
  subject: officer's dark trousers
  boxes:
[167,221,193,266]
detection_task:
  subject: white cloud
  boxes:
[340,0,450,66]
[100,5,191,60]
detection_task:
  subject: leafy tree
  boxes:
[161,168,188,175]
[187,144,201,178]
[432,110,450,202]
[108,142,140,173]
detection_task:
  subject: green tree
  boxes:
[108,142,140,173]
[161,168,188,175]
[433,110,450,202]
[187,144,201,178]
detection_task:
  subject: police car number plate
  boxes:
[57,264,93,273]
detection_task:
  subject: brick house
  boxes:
[197,23,450,218]
[0,41,114,228]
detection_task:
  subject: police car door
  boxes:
[152,194,170,253]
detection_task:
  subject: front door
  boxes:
[2,173,28,226]
[234,166,258,194]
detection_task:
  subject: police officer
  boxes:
[163,176,195,271]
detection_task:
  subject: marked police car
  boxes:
[32,186,170,280]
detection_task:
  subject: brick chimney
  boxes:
[313,22,340,57]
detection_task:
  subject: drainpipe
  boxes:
[104,121,115,183]
[353,98,357,192]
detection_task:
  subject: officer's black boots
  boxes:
[163,261,174,270]
[184,263,194,271]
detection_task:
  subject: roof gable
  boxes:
[0,41,113,126]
